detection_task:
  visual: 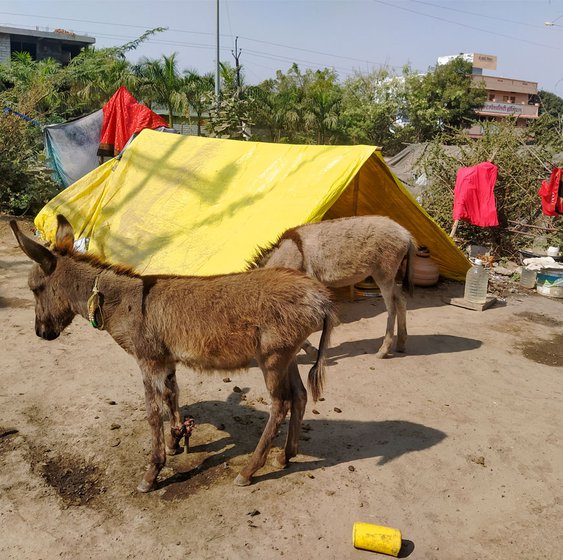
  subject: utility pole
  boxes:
[232,36,242,97]
[215,0,221,101]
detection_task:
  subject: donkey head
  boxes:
[10,215,77,340]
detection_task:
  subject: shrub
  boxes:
[0,110,59,215]
[418,120,562,257]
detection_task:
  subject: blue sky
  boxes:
[2,0,563,93]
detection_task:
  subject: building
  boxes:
[437,53,539,138]
[0,25,95,65]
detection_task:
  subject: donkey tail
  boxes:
[402,240,416,297]
[308,311,336,403]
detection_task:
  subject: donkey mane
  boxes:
[72,252,140,277]
[247,227,303,269]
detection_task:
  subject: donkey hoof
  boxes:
[137,479,155,493]
[304,346,318,359]
[234,474,252,487]
[166,446,182,456]
[374,351,388,359]
[272,454,288,469]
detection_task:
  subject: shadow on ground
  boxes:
[296,333,482,365]
[157,392,446,496]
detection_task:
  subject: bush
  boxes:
[418,120,562,257]
[0,111,59,215]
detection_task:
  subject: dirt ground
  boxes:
[1,215,562,560]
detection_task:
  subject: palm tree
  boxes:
[179,70,214,135]
[302,69,342,144]
[134,53,183,127]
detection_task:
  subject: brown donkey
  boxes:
[251,215,416,358]
[11,215,336,493]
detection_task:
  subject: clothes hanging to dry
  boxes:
[539,168,563,216]
[97,86,169,157]
[453,161,499,227]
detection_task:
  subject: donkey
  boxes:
[250,215,416,359]
[11,215,336,493]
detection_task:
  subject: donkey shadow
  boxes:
[295,333,482,366]
[157,391,446,493]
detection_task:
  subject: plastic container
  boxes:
[464,258,489,304]
[536,269,563,298]
[352,522,402,556]
[519,266,537,289]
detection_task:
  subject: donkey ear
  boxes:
[10,220,56,274]
[55,214,75,254]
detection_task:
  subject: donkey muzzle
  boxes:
[36,322,60,340]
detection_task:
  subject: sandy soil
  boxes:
[1,215,562,560]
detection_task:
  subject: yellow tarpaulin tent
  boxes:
[36,129,470,280]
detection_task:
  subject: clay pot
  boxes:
[413,247,440,287]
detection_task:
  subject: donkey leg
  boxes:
[162,364,184,455]
[375,281,397,359]
[235,362,291,487]
[274,359,307,469]
[137,361,167,493]
[395,286,408,353]
[301,339,318,359]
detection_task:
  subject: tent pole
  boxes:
[352,174,360,216]
[350,173,361,301]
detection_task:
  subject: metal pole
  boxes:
[215,0,220,100]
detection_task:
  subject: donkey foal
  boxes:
[11,216,336,493]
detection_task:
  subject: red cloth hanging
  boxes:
[453,161,499,227]
[539,168,563,216]
[97,86,169,157]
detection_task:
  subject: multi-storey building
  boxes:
[438,53,539,138]
[0,25,95,65]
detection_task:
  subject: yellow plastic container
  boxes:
[352,522,402,556]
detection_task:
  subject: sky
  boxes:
[2,0,563,93]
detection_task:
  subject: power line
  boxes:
[243,48,358,75]
[0,10,398,71]
[0,11,214,37]
[373,0,563,53]
[410,0,546,29]
[237,35,397,69]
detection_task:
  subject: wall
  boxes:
[0,33,10,63]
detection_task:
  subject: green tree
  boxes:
[302,68,342,144]
[0,99,58,214]
[251,64,343,144]
[65,29,164,114]
[178,70,214,135]
[402,58,487,142]
[538,89,563,117]
[134,53,182,127]
[205,64,254,139]
[251,65,305,142]
[530,90,563,148]
[340,68,407,152]
[0,52,67,118]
